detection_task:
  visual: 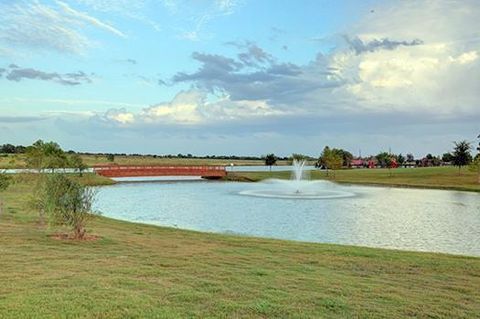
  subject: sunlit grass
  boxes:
[0,176,479,318]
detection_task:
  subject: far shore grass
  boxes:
[0,153,295,169]
[0,175,479,318]
[226,166,480,192]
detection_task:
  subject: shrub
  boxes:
[38,174,97,239]
[0,173,12,216]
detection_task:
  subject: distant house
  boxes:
[350,159,364,168]
[367,158,378,168]
[403,161,416,168]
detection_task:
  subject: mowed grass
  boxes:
[228,166,480,192]
[0,176,479,318]
[0,153,291,169]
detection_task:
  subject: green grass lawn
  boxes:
[0,175,479,318]
[227,166,480,192]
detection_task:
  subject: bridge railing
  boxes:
[92,165,227,177]
[92,165,226,170]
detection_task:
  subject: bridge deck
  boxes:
[92,165,227,178]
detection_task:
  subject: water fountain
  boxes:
[239,159,355,199]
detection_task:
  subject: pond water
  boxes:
[94,180,480,256]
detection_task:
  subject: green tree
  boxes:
[376,152,396,176]
[397,154,406,165]
[375,152,392,168]
[0,173,12,216]
[265,154,277,171]
[477,134,480,153]
[469,157,480,184]
[442,152,453,163]
[0,144,15,154]
[25,140,68,172]
[471,134,480,183]
[324,152,343,179]
[452,140,472,174]
[106,153,115,162]
[37,174,97,239]
[331,148,353,167]
[319,146,343,178]
[69,154,87,177]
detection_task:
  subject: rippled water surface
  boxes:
[94,181,480,256]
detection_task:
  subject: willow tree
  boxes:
[36,174,97,239]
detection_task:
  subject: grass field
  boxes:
[227,166,480,192]
[0,153,293,169]
[0,175,479,318]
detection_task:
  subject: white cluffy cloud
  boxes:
[103,89,285,126]
[333,0,480,115]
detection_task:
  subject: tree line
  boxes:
[263,137,480,178]
[0,142,291,161]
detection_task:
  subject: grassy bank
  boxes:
[0,153,292,169]
[11,172,116,186]
[227,166,480,192]
[0,176,479,318]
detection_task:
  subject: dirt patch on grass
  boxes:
[48,233,101,241]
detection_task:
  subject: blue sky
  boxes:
[0,0,479,157]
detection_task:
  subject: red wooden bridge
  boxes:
[93,165,227,179]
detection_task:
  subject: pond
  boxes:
[94,180,480,256]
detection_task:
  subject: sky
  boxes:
[0,0,479,157]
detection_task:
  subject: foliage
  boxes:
[335,148,353,167]
[470,156,480,184]
[106,154,115,162]
[0,173,11,216]
[0,143,26,154]
[0,173,11,191]
[375,152,393,168]
[25,140,68,171]
[69,154,88,176]
[317,146,353,168]
[442,152,453,162]
[396,153,405,165]
[452,140,472,172]
[319,147,343,177]
[36,174,97,239]
[406,153,415,162]
[477,133,480,153]
[264,154,277,170]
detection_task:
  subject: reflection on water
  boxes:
[94,181,480,256]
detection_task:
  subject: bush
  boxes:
[37,174,97,239]
[0,173,12,216]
